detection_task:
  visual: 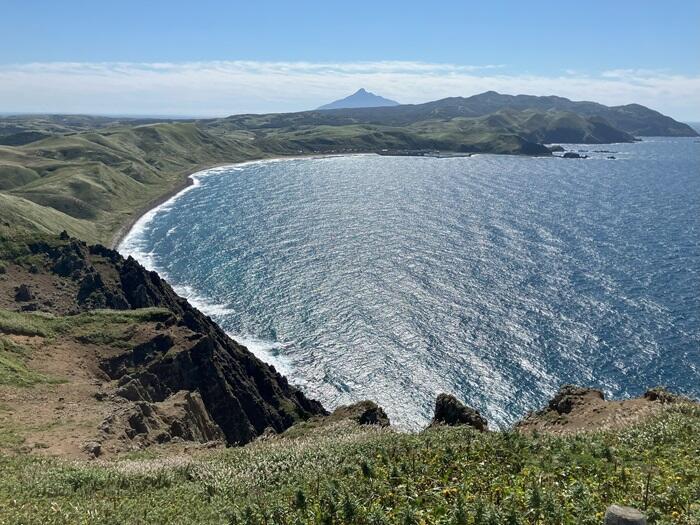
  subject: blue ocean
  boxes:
[120,138,700,429]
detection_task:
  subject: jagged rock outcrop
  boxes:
[605,505,647,525]
[643,387,683,404]
[515,385,692,435]
[14,284,32,302]
[430,393,488,431]
[82,441,102,458]
[20,236,328,445]
[547,385,605,414]
[103,391,225,447]
[328,401,390,426]
[276,400,391,439]
[102,329,327,444]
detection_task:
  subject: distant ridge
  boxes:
[314,91,698,137]
[2,90,696,243]
[318,88,400,110]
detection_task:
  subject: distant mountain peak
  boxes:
[317,89,400,111]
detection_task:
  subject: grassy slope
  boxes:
[0,114,172,142]
[0,307,173,340]
[0,123,264,244]
[0,336,54,387]
[1,103,654,245]
[0,193,97,240]
[0,405,697,524]
[0,115,550,245]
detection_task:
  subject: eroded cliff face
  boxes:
[2,234,693,459]
[0,234,326,453]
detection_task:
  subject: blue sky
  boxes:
[2,0,699,118]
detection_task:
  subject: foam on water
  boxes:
[229,335,296,378]
[119,161,284,267]
[119,166,212,269]
[118,140,700,429]
[118,160,310,378]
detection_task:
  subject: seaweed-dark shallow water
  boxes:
[120,138,700,428]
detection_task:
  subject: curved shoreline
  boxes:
[112,153,370,381]
[99,140,700,431]
[106,147,565,251]
[110,153,362,251]
[109,169,196,250]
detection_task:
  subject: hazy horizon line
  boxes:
[1,60,699,120]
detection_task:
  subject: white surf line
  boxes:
[116,155,370,374]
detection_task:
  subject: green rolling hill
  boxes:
[272,91,697,137]
[0,92,694,245]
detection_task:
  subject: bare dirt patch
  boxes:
[515,385,682,435]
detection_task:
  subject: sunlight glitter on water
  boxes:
[119,139,700,429]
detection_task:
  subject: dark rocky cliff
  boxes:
[2,235,327,446]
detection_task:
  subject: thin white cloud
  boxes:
[0,60,698,120]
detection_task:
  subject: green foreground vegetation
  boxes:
[0,404,697,524]
[0,307,172,340]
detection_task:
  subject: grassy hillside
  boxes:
[0,122,265,244]
[0,404,697,524]
[0,113,558,244]
[409,110,632,149]
[294,91,698,137]
[0,193,97,240]
[0,93,689,245]
[0,114,174,146]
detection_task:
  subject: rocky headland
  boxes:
[0,233,698,524]
[0,233,695,460]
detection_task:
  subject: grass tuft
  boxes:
[0,337,55,386]
[0,406,697,523]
